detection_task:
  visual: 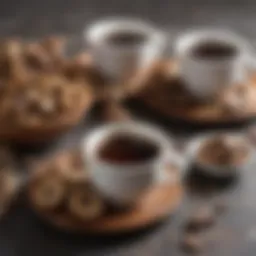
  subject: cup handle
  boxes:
[157,150,186,184]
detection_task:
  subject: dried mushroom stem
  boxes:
[68,184,104,221]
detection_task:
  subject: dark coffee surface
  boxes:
[1,0,256,256]
[99,134,159,164]
[191,41,237,59]
[106,31,147,47]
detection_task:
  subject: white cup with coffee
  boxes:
[82,122,182,206]
[175,29,252,98]
[85,18,166,80]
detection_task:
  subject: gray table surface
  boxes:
[1,0,256,40]
[1,0,256,255]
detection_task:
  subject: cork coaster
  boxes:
[133,60,256,124]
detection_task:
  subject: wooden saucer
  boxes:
[27,149,183,234]
[131,60,256,126]
[30,181,182,234]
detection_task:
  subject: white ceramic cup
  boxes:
[85,18,166,80]
[175,29,252,99]
[81,122,183,206]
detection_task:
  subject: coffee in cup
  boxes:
[175,29,252,99]
[82,122,183,206]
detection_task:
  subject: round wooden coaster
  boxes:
[31,182,182,234]
[27,148,183,234]
[132,60,256,125]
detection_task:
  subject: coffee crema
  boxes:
[191,41,237,60]
[98,134,159,164]
[105,31,148,47]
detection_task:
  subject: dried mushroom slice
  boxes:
[63,53,108,100]
[23,42,53,72]
[53,150,88,183]
[24,36,66,74]
[0,37,66,84]
[63,53,93,82]
[68,183,104,221]
[40,36,66,60]
[30,172,67,210]
[0,38,93,136]
[0,74,88,126]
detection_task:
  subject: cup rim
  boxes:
[82,121,173,172]
[85,17,164,51]
[175,29,251,63]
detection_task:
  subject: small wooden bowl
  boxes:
[0,84,93,145]
[186,133,253,178]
